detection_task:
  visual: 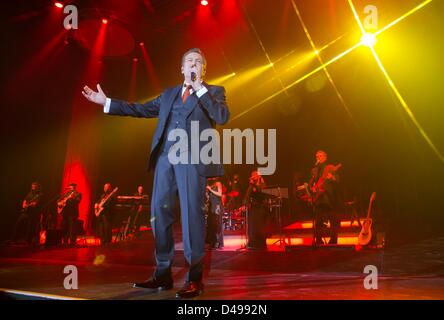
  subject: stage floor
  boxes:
[1,231,443,300]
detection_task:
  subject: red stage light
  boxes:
[201,0,208,6]
[54,2,64,8]
[133,57,138,62]
[139,42,144,46]
[102,18,108,24]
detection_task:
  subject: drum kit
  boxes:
[222,190,245,231]
[222,187,287,231]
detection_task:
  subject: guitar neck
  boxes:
[366,205,372,219]
[365,193,376,219]
[101,188,118,204]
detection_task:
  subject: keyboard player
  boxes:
[131,185,149,236]
[115,187,149,239]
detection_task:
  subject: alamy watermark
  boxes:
[363,5,378,31]
[63,265,78,289]
[63,5,78,30]
[166,122,276,175]
[363,265,378,290]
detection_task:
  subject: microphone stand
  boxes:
[237,199,250,251]
[311,193,318,249]
[309,165,319,249]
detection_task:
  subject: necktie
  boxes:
[182,85,192,103]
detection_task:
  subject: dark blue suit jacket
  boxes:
[108,83,230,177]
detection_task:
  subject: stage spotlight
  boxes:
[133,58,138,62]
[139,42,144,46]
[102,18,108,24]
[201,0,209,6]
[360,33,377,47]
[54,2,64,9]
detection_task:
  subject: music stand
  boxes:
[262,186,288,247]
[299,183,319,249]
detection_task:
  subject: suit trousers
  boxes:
[151,152,207,282]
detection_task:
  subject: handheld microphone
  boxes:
[315,160,320,166]
[191,72,196,82]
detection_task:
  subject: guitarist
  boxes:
[310,150,341,245]
[95,183,117,245]
[58,183,82,246]
[12,182,43,245]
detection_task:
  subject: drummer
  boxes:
[226,174,244,209]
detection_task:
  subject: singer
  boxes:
[82,48,230,298]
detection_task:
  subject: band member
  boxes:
[205,177,224,249]
[58,183,82,246]
[82,48,229,298]
[12,182,43,245]
[310,150,341,245]
[244,170,267,250]
[226,174,243,210]
[246,170,266,193]
[130,185,148,236]
[95,183,117,245]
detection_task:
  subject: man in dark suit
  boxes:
[82,48,230,298]
[13,181,43,245]
[95,182,117,245]
[309,150,341,245]
[58,183,82,247]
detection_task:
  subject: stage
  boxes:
[2,0,444,304]
[1,229,443,300]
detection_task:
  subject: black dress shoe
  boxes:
[133,277,173,290]
[175,281,204,299]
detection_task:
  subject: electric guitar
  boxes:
[21,193,41,213]
[358,192,377,246]
[95,187,119,217]
[57,191,77,214]
[301,163,342,203]
[312,163,341,191]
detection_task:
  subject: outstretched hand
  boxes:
[82,84,107,105]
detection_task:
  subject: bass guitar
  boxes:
[95,187,119,217]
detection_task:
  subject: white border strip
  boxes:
[0,288,87,300]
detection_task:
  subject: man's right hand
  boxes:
[82,84,107,106]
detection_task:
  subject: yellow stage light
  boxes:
[360,33,377,47]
